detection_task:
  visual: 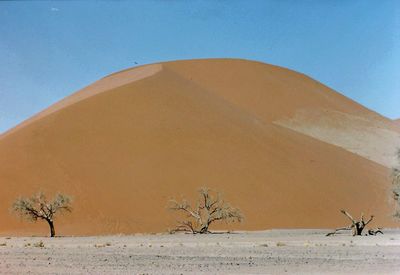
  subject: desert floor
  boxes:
[1,229,400,274]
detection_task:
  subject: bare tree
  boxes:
[326,210,380,236]
[169,187,244,234]
[12,192,72,237]
[392,149,400,218]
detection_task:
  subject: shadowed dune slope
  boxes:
[0,59,397,236]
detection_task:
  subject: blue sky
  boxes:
[0,1,399,133]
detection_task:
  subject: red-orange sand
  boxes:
[0,59,398,236]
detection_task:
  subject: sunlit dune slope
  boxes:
[164,60,400,168]
[0,59,397,236]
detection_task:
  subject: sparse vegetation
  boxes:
[169,187,243,234]
[94,242,111,248]
[33,241,44,248]
[12,192,72,237]
[326,210,382,236]
[392,149,400,218]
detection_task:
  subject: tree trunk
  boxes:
[199,224,209,234]
[47,219,55,237]
[354,222,363,236]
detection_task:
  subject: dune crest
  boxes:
[0,59,397,236]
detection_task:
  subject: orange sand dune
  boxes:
[0,59,398,236]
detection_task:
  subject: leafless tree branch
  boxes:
[169,187,244,234]
[327,210,378,236]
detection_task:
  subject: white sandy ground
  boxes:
[0,229,400,274]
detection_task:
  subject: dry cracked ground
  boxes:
[1,229,400,274]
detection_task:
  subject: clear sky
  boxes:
[0,1,399,133]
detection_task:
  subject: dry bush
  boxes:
[33,241,44,248]
[169,187,243,234]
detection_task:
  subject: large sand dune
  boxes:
[0,59,398,236]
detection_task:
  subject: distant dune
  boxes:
[0,59,398,236]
